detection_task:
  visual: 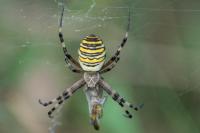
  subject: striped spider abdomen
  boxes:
[78,34,106,71]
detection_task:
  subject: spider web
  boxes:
[13,0,200,90]
[54,1,200,132]
[3,0,200,132]
[11,0,134,67]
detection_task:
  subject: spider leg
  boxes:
[100,57,120,74]
[58,5,82,73]
[39,78,86,118]
[39,95,62,107]
[100,9,131,73]
[98,79,142,118]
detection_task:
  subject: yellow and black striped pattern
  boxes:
[78,34,106,71]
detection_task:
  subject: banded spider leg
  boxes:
[39,78,85,118]
[99,79,143,118]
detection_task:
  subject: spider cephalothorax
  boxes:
[39,4,142,130]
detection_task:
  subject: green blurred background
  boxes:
[1,0,200,133]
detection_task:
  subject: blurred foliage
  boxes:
[0,0,200,133]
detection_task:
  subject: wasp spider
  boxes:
[39,5,143,130]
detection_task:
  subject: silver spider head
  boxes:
[84,72,100,88]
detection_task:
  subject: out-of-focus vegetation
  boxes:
[0,0,200,133]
